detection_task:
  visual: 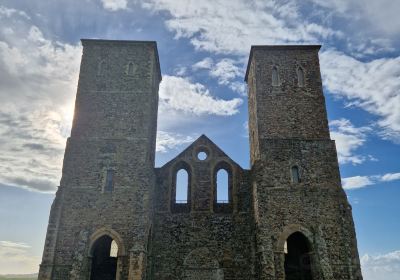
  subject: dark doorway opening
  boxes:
[284,232,313,280]
[90,235,118,280]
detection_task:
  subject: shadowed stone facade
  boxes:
[38,40,363,280]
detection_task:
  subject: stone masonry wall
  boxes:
[39,41,363,280]
[150,136,256,280]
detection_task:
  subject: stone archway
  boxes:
[276,225,317,280]
[90,235,118,280]
[284,232,313,280]
[88,228,126,280]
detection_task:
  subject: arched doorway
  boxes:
[90,235,119,280]
[284,232,313,280]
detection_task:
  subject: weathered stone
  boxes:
[38,41,363,280]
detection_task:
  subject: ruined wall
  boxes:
[150,136,256,280]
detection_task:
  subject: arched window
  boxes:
[127,62,134,75]
[97,60,106,76]
[291,166,300,183]
[297,67,305,87]
[110,240,118,257]
[175,169,189,204]
[272,66,280,86]
[216,169,229,203]
[104,169,114,192]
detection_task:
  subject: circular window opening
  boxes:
[197,151,208,160]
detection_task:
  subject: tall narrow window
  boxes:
[110,240,118,257]
[216,169,229,203]
[272,66,279,86]
[176,169,189,203]
[98,60,106,76]
[297,67,305,87]
[105,169,114,192]
[127,62,134,75]
[291,166,300,183]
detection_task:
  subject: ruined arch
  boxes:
[277,224,313,253]
[277,225,315,280]
[88,228,126,280]
[89,228,126,257]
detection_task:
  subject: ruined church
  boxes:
[38,39,363,280]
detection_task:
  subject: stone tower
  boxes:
[38,39,161,280]
[245,45,362,279]
[39,41,363,280]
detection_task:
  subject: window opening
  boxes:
[105,169,114,192]
[110,240,118,257]
[297,67,305,87]
[291,166,300,183]
[272,66,279,86]
[197,151,208,160]
[176,169,189,203]
[216,169,229,203]
[127,62,134,75]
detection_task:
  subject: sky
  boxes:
[0,0,399,278]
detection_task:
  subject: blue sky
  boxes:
[0,0,399,278]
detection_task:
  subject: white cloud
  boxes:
[0,7,245,193]
[0,6,30,19]
[192,57,214,70]
[0,241,40,274]
[342,172,400,190]
[192,57,246,95]
[159,75,242,116]
[329,119,372,165]
[209,58,242,85]
[143,0,400,140]
[174,66,187,76]
[342,176,374,190]
[322,51,400,143]
[0,241,31,249]
[142,0,340,55]
[156,131,195,153]
[309,0,350,14]
[100,0,128,11]
[381,172,400,182]
[228,81,247,96]
[0,8,81,193]
[310,0,400,36]
[361,250,400,280]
